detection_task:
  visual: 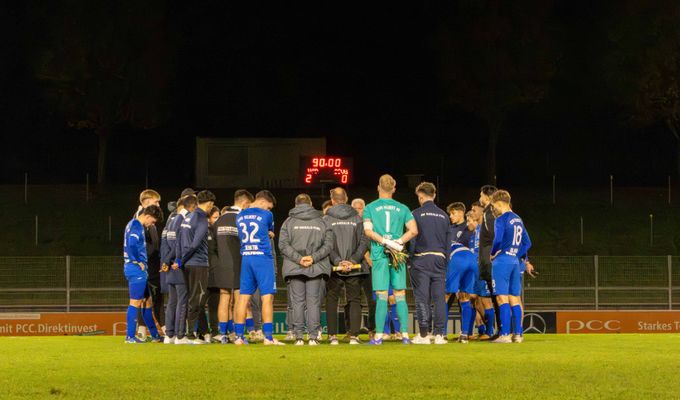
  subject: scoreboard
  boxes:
[300,156,353,186]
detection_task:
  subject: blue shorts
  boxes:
[127,275,150,300]
[474,279,493,297]
[240,256,276,296]
[446,250,477,294]
[519,259,527,273]
[492,257,521,296]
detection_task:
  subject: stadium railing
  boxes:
[0,255,678,311]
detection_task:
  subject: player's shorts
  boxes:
[240,256,276,296]
[491,256,521,296]
[209,260,233,290]
[446,250,477,294]
[127,275,150,300]
[371,258,406,291]
[474,279,493,297]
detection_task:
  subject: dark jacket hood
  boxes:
[326,204,357,220]
[288,204,323,220]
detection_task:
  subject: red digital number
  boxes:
[341,174,348,184]
[312,158,319,167]
[305,174,312,184]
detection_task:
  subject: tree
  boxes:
[600,0,680,176]
[432,1,557,181]
[34,1,176,184]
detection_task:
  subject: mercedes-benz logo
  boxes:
[523,313,547,334]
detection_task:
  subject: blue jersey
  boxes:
[471,225,480,255]
[237,207,275,258]
[123,218,147,278]
[491,211,531,261]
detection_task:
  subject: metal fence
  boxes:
[0,256,679,311]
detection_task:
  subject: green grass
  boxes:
[1,335,680,399]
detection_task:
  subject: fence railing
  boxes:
[0,256,679,311]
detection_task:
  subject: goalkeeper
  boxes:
[363,175,418,345]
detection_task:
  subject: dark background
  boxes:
[0,1,676,188]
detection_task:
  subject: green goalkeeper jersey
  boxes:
[363,198,414,260]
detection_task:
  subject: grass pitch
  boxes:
[1,334,680,399]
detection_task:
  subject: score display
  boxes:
[301,156,353,185]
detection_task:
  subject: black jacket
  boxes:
[214,207,242,273]
[324,204,369,276]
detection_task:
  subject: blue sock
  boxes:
[478,323,486,336]
[467,307,476,336]
[511,305,523,335]
[235,323,245,339]
[460,301,472,336]
[246,318,254,332]
[499,304,511,336]
[390,304,401,333]
[142,308,159,337]
[219,322,228,335]
[384,312,391,334]
[484,308,495,336]
[263,323,273,341]
[126,305,138,338]
[226,320,234,334]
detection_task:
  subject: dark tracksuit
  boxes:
[479,204,501,328]
[178,207,210,340]
[162,210,188,339]
[410,201,449,336]
[479,206,496,284]
[203,224,219,336]
[324,204,369,337]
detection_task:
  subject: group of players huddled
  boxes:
[122,174,533,345]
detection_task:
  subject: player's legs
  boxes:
[430,257,447,338]
[218,288,231,338]
[234,258,258,343]
[305,277,323,342]
[175,284,188,340]
[460,257,477,337]
[325,275,342,338]
[252,258,276,342]
[150,279,164,330]
[165,284,178,339]
[492,260,514,341]
[389,265,409,337]
[126,277,146,341]
[250,290,263,336]
[345,276,362,338]
[207,288,220,337]
[508,264,523,339]
[409,262,431,339]
[372,258,390,340]
[289,277,307,341]
[362,271,376,335]
[184,266,205,340]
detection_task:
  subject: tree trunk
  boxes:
[96,126,110,185]
[665,119,680,177]
[486,116,503,184]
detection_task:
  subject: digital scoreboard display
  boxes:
[301,156,353,185]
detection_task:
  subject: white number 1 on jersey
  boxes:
[385,211,391,233]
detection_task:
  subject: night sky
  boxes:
[0,1,676,187]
